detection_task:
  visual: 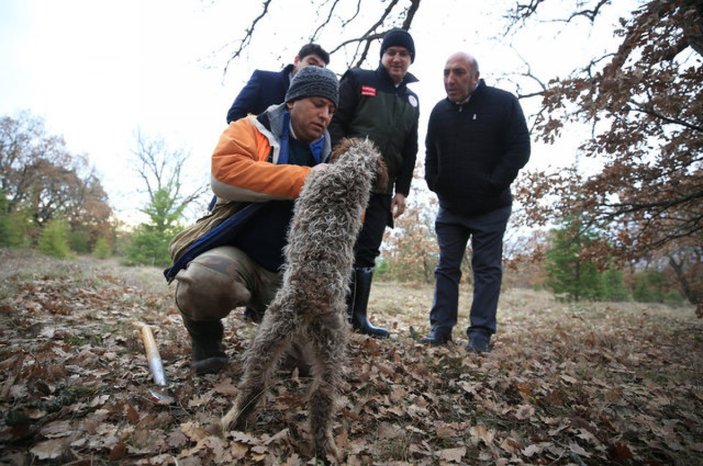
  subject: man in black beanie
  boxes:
[328,28,420,338]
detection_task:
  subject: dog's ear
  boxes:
[328,138,354,164]
[374,155,389,192]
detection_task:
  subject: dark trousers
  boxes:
[354,193,392,268]
[429,205,511,337]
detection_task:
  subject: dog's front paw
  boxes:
[221,404,249,434]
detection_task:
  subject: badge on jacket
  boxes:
[361,85,377,97]
[408,95,418,107]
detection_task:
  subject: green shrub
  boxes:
[0,190,31,247]
[375,257,390,278]
[122,225,172,267]
[602,267,630,302]
[544,218,631,302]
[68,228,92,254]
[92,237,112,259]
[0,211,31,247]
[37,218,71,258]
[545,229,603,301]
[663,289,685,306]
[633,270,666,303]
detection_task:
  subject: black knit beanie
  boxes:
[285,66,339,107]
[380,28,415,63]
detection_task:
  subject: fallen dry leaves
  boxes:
[0,249,701,465]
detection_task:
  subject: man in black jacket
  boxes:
[329,29,420,338]
[422,52,530,352]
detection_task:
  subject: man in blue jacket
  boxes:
[226,43,330,124]
[422,52,530,353]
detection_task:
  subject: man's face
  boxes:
[287,97,335,144]
[293,54,326,73]
[444,56,479,103]
[381,46,411,84]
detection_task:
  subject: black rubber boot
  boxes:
[347,267,389,339]
[182,316,229,375]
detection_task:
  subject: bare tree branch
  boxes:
[340,0,362,28]
[401,0,421,29]
[566,0,610,22]
[505,0,616,35]
[310,0,343,43]
[224,0,423,73]
[328,0,401,66]
[223,0,273,77]
[132,131,208,229]
[629,100,703,133]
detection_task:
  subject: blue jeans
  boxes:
[429,205,511,338]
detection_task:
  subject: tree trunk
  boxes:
[668,255,697,304]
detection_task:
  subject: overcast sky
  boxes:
[0,0,637,223]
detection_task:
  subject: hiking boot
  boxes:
[182,316,229,375]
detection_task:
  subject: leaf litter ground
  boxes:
[0,249,701,465]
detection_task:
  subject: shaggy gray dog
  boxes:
[221,138,387,461]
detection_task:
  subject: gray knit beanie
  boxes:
[285,66,339,107]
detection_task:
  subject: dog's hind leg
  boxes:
[221,303,298,432]
[306,312,348,462]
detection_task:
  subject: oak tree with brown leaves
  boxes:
[511,0,702,306]
[0,111,113,249]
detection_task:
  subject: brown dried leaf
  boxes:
[522,443,542,457]
[230,441,249,459]
[213,378,238,396]
[167,429,188,448]
[609,442,633,461]
[569,442,591,457]
[180,421,210,442]
[39,420,73,438]
[108,442,128,461]
[125,403,140,424]
[435,424,456,439]
[437,446,466,463]
[470,424,495,446]
[230,431,262,445]
[30,438,69,460]
[514,404,535,420]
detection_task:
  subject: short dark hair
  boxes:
[298,43,330,65]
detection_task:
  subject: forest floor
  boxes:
[0,248,701,465]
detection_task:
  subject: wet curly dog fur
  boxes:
[221,138,387,461]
